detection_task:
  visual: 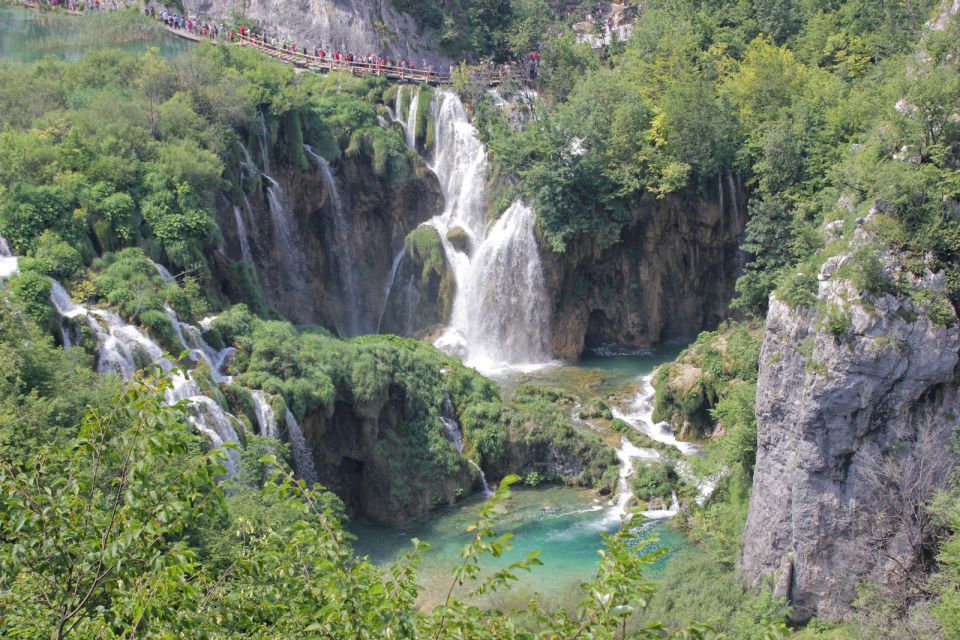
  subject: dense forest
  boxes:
[1,0,959,638]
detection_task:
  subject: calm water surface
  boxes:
[0,7,190,62]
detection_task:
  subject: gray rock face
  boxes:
[182,0,451,68]
[740,238,960,622]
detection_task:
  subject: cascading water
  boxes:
[439,394,492,496]
[438,201,550,371]
[303,144,364,336]
[49,280,241,475]
[232,205,255,266]
[404,86,420,149]
[603,371,709,522]
[0,234,18,279]
[251,390,280,440]
[164,306,235,384]
[394,90,552,373]
[285,410,318,485]
[377,247,407,332]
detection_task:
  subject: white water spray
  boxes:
[0,234,18,279]
[396,90,552,373]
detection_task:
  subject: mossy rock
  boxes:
[445,226,471,255]
[579,397,613,420]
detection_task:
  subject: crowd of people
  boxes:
[25,0,545,85]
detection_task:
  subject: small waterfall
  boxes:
[232,204,255,266]
[377,247,407,332]
[0,234,18,279]
[469,460,494,497]
[164,306,235,383]
[404,87,420,149]
[154,263,177,285]
[441,394,463,452]
[256,111,271,174]
[285,410,318,485]
[303,145,363,336]
[611,372,703,456]
[251,390,280,439]
[263,175,313,317]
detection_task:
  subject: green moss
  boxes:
[414,84,435,153]
[651,321,762,439]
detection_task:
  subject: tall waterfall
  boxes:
[303,145,364,336]
[232,205,255,266]
[396,90,551,372]
[438,201,550,371]
[404,86,420,149]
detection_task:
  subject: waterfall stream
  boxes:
[377,247,407,332]
[404,86,420,149]
[232,205,255,266]
[0,234,18,279]
[395,90,551,373]
[303,144,364,336]
[285,410,318,485]
[604,371,715,522]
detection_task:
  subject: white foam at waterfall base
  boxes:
[436,200,552,373]
[0,234,18,279]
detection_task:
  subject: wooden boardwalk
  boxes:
[20,1,528,86]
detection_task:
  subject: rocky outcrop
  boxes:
[542,176,746,358]
[298,387,478,525]
[379,225,453,337]
[739,217,960,623]
[182,0,450,68]
[217,152,442,332]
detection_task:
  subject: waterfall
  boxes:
[303,145,364,336]
[49,280,241,474]
[0,234,18,279]
[164,306,235,383]
[377,247,407,332]
[285,410,318,485]
[603,370,709,523]
[469,460,494,497]
[232,205,255,266]
[153,263,176,285]
[404,86,420,149]
[394,90,552,373]
[256,111,271,174]
[441,394,463,452]
[251,390,280,439]
[437,201,550,371]
[263,175,312,317]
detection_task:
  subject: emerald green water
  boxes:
[0,7,190,62]
[351,345,692,608]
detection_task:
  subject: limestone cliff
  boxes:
[739,214,960,623]
[298,387,478,525]
[217,150,442,332]
[181,0,450,68]
[542,178,746,358]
